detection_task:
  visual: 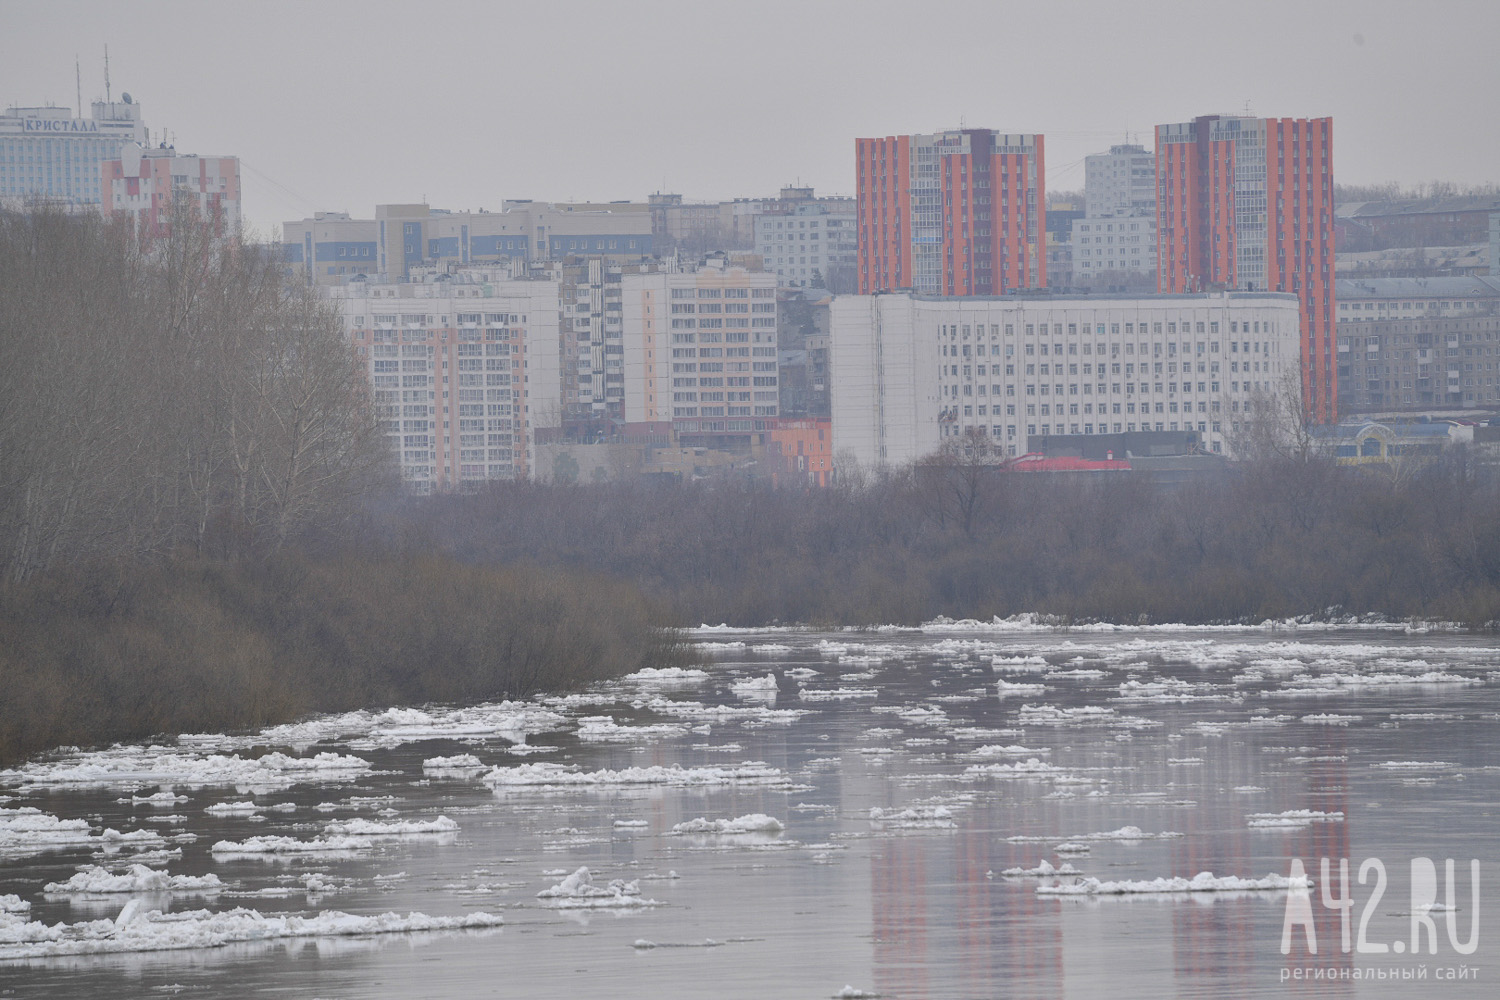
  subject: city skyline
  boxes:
[3,0,1497,236]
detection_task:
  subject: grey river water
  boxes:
[2,623,1497,998]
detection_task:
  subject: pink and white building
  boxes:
[103,142,241,237]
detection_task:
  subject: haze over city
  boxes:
[4,0,1498,234]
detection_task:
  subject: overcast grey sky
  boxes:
[4,0,1497,237]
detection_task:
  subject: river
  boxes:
[2,622,1496,998]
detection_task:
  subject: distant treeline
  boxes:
[405,452,1500,629]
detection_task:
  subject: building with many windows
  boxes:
[103,142,241,236]
[1156,114,1336,421]
[1085,143,1156,218]
[0,97,146,210]
[830,291,1302,467]
[1334,276,1500,412]
[857,129,1045,295]
[1071,215,1156,283]
[286,201,654,285]
[620,259,779,447]
[325,270,562,491]
[753,199,857,289]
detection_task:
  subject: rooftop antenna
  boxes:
[104,45,111,103]
[75,56,81,117]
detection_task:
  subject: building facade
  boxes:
[856,129,1046,296]
[1085,143,1156,218]
[1334,276,1500,412]
[830,291,1303,467]
[620,260,779,444]
[1156,114,1336,421]
[285,201,654,285]
[1071,215,1156,282]
[103,142,241,236]
[326,270,562,492]
[0,98,146,210]
[753,200,857,288]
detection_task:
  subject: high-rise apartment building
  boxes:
[0,97,146,210]
[326,270,562,492]
[856,129,1045,296]
[1156,115,1335,420]
[620,259,779,444]
[103,142,241,236]
[1085,143,1157,218]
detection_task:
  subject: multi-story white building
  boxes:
[1071,215,1157,278]
[1084,143,1156,218]
[0,97,146,210]
[830,291,1303,466]
[753,198,857,289]
[621,259,779,439]
[326,269,561,491]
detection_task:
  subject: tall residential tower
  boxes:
[856,129,1045,296]
[1155,115,1335,420]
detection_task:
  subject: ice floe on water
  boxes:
[2,895,32,913]
[621,667,711,687]
[728,674,779,701]
[0,750,372,791]
[42,865,225,895]
[670,814,784,835]
[1007,825,1183,844]
[177,703,568,753]
[209,835,372,856]
[1246,810,1344,828]
[0,905,503,960]
[996,679,1048,698]
[867,806,955,830]
[574,716,688,743]
[535,867,660,908]
[1036,871,1311,896]
[799,687,879,702]
[203,802,259,816]
[998,860,1083,877]
[0,808,167,858]
[421,755,486,776]
[483,761,791,790]
[322,817,458,837]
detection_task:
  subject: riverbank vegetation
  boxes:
[411,451,1500,629]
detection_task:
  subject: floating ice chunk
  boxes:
[1088,825,1183,841]
[128,792,188,806]
[613,820,648,829]
[322,817,458,837]
[0,905,503,959]
[575,716,688,742]
[204,801,260,816]
[730,673,778,694]
[536,867,661,908]
[964,758,1063,777]
[867,806,954,829]
[0,749,372,791]
[785,667,820,680]
[1246,810,1344,828]
[639,697,810,725]
[1053,842,1091,854]
[1037,871,1311,895]
[1301,714,1363,725]
[42,865,224,895]
[696,641,748,652]
[622,667,711,686]
[799,687,879,702]
[210,835,371,855]
[671,814,784,835]
[999,860,1083,877]
[484,761,790,790]
[991,655,1048,672]
[1373,760,1458,770]
[1,895,29,913]
[835,987,878,999]
[996,679,1048,697]
[421,755,485,775]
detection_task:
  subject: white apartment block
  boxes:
[754,201,857,288]
[830,292,1303,467]
[621,261,779,433]
[1084,143,1156,218]
[1071,215,1157,277]
[326,270,562,492]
